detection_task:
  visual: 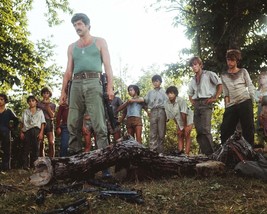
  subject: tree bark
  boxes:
[30,137,212,186]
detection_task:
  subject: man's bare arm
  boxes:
[60,44,74,104]
[99,37,114,101]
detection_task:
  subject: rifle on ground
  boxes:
[87,179,144,204]
[36,179,144,206]
[36,182,96,205]
[100,73,117,136]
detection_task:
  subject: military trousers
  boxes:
[68,78,108,154]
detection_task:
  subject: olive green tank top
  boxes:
[72,38,102,74]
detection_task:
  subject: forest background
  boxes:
[1,0,267,154]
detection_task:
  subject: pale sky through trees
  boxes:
[27,0,191,83]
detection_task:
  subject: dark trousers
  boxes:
[60,125,69,157]
[220,99,254,146]
[23,127,40,168]
[0,130,11,170]
[194,100,214,155]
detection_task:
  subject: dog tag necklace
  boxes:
[80,36,92,54]
[80,39,86,54]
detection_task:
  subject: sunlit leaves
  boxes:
[0,0,71,95]
[151,0,267,81]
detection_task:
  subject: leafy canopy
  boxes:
[151,0,267,80]
[0,0,72,94]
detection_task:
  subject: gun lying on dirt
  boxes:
[87,179,144,204]
[100,73,117,135]
[36,179,144,206]
[42,198,89,214]
[36,182,97,205]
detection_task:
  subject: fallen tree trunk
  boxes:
[30,137,213,186]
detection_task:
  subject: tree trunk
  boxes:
[30,136,213,186]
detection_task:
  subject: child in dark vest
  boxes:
[0,93,19,170]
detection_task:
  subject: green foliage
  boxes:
[43,0,73,27]
[151,0,267,81]
[0,0,72,114]
[211,102,225,146]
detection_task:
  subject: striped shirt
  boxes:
[221,68,255,108]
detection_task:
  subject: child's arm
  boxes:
[45,103,55,119]
[189,95,195,106]
[224,96,230,107]
[128,97,144,103]
[55,106,62,136]
[119,108,127,123]
[117,101,129,112]
[181,112,191,135]
[19,122,25,140]
[180,112,187,127]
[38,123,45,141]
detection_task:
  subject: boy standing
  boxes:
[56,102,69,157]
[111,91,123,141]
[0,93,19,170]
[144,75,168,153]
[38,87,56,157]
[117,85,145,144]
[20,95,46,169]
[165,86,193,155]
[188,57,222,156]
[220,49,255,146]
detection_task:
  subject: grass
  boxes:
[1,168,267,214]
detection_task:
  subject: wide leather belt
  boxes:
[73,72,100,80]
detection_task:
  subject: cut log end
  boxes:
[196,160,225,177]
[30,157,53,186]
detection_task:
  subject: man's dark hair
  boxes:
[152,74,162,83]
[41,86,52,97]
[71,13,90,26]
[0,93,9,103]
[128,85,140,96]
[166,86,178,96]
[27,95,38,103]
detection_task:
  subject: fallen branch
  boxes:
[30,136,211,186]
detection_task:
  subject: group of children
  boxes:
[117,75,193,156]
[2,66,267,171]
[0,87,56,170]
[0,74,193,171]
[0,85,125,170]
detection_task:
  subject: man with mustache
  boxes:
[59,13,114,178]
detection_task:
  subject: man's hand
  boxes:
[60,92,67,105]
[107,87,114,101]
